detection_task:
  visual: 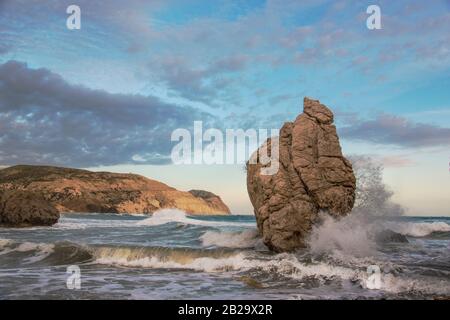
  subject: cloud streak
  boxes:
[0,60,212,167]
[340,113,450,148]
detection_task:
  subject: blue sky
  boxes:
[0,0,449,215]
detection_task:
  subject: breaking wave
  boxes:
[1,238,449,297]
[200,229,262,249]
[308,214,450,258]
[90,244,450,295]
[307,156,436,258]
[15,242,55,263]
[308,213,378,257]
[386,221,450,237]
[93,246,245,272]
[136,209,254,228]
[0,240,92,266]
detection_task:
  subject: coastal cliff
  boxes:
[0,165,230,226]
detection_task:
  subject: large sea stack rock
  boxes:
[0,165,230,223]
[247,97,356,252]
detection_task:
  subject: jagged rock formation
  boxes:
[0,165,230,227]
[246,97,356,252]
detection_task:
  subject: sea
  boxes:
[0,209,449,299]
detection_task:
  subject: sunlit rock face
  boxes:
[0,190,59,227]
[0,165,230,228]
[247,97,356,252]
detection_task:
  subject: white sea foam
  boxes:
[93,247,449,295]
[136,209,254,228]
[16,242,54,253]
[0,238,12,248]
[96,252,250,272]
[136,209,188,226]
[52,220,89,230]
[93,246,356,277]
[15,242,55,263]
[385,221,450,237]
[0,239,14,256]
[307,156,408,258]
[308,214,450,259]
[2,238,441,295]
[54,216,140,230]
[200,229,261,248]
[308,213,377,257]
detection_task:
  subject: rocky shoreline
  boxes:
[0,165,230,227]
